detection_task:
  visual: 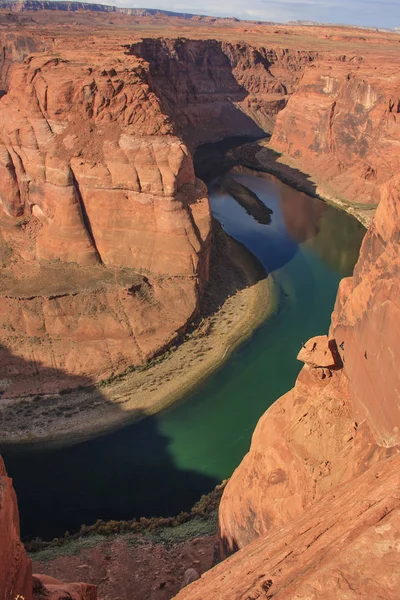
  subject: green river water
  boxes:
[1,168,365,540]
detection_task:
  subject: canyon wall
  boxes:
[270,59,400,207]
[0,31,319,395]
[130,39,317,144]
[0,33,45,93]
[0,49,211,394]
[1,11,400,599]
[2,18,397,394]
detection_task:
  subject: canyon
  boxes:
[0,4,399,600]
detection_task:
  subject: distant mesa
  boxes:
[0,0,239,21]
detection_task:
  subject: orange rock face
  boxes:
[177,172,400,600]
[1,10,399,394]
[130,39,317,144]
[331,175,400,447]
[1,8,400,600]
[175,453,400,600]
[296,334,341,369]
[0,44,211,393]
[0,457,32,600]
[271,60,400,206]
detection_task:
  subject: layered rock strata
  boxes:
[0,51,211,393]
[1,17,398,393]
[0,34,319,395]
[130,38,317,144]
[270,60,400,207]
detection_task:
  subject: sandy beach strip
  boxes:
[0,224,276,446]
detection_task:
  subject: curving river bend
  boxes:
[1,168,365,540]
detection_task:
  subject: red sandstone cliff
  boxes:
[0,49,211,394]
[270,59,400,207]
[0,30,320,395]
[1,15,398,394]
[218,176,399,553]
[130,39,317,144]
[175,453,400,599]
[0,11,400,599]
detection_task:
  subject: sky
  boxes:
[81,0,400,29]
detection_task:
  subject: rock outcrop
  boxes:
[32,574,97,600]
[130,39,317,144]
[331,175,400,447]
[0,48,211,393]
[1,12,398,394]
[1,11,400,598]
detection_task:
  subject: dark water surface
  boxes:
[1,170,365,540]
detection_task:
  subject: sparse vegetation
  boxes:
[27,482,226,559]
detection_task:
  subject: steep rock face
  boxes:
[331,175,400,447]
[0,33,46,94]
[129,39,317,144]
[218,175,400,553]
[0,457,32,600]
[0,54,210,274]
[175,453,400,600]
[0,273,201,396]
[0,51,211,392]
[271,60,400,206]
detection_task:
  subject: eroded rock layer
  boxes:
[129,39,317,143]
[270,60,400,207]
[0,8,400,600]
[0,47,211,393]
[1,10,399,394]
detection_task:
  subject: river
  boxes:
[1,167,365,540]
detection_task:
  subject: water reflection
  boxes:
[219,176,273,225]
[210,168,365,279]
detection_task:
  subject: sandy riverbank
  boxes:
[0,224,276,446]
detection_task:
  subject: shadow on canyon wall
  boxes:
[126,39,267,145]
[232,142,321,199]
[0,344,220,541]
[196,136,322,200]
[194,136,265,181]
